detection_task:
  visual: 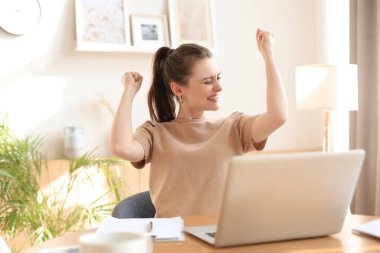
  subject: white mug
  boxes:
[79,232,152,253]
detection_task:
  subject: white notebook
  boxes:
[0,236,11,253]
[97,216,185,242]
[352,219,380,239]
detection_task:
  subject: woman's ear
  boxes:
[170,82,182,96]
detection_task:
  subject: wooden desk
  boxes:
[24,215,380,253]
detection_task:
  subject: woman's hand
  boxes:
[256,28,274,56]
[121,72,143,93]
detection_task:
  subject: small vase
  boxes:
[63,126,85,159]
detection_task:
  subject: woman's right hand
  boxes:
[121,72,143,93]
[256,28,274,57]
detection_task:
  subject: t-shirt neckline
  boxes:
[173,117,207,123]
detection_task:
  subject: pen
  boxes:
[147,221,153,233]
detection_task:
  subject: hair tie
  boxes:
[160,48,174,69]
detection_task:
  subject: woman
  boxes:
[110,28,288,218]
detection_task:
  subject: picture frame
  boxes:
[130,14,170,50]
[168,0,216,49]
[74,0,131,50]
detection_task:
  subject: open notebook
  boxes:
[352,219,380,239]
[96,216,185,242]
[0,236,10,253]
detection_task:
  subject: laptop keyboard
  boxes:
[206,232,216,238]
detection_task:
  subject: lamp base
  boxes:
[323,110,331,152]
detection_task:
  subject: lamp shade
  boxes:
[295,64,358,111]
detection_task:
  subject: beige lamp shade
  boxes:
[295,64,358,111]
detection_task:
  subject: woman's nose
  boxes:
[213,81,222,92]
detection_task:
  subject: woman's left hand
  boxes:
[256,28,274,55]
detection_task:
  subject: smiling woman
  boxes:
[110,29,287,218]
[172,57,222,116]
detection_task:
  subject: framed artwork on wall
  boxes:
[168,0,215,49]
[75,0,131,50]
[130,14,169,50]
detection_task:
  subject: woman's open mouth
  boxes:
[207,94,219,102]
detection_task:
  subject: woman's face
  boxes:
[181,58,222,113]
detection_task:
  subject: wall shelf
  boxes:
[76,42,159,54]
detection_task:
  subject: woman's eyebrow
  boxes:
[201,76,213,81]
[201,72,221,81]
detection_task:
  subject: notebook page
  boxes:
[96,216,184,241]
[352,219,380,239]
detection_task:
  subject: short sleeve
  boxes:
[231,112,267,153]
[131,121,155,169]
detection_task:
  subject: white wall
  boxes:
[0,0,323,159]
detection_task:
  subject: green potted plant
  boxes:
[0,118,125,252]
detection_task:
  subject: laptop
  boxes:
[184,150,365,247]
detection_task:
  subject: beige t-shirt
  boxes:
[132,112,266,217]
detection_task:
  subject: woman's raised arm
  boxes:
[250,28,288,143]
[109,72,145,162]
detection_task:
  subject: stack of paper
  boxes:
[352,219,380,239]
[0,236,11,253]
[97,216,185,242]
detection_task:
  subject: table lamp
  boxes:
[295,64,358,152]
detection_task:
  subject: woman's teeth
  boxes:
[207,95,218,102]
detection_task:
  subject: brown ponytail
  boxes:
[148,44,213,122]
